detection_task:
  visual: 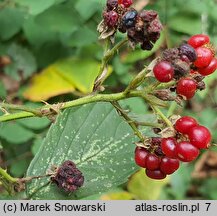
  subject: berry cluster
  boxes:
[98,0,162,50]
[134,116,212,180]
[153,34,217,100]
[51,160,84,193]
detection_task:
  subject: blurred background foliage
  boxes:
[0,0,217,199]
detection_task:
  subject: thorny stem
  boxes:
[0,103,42,116]
[124,67,149,94]
[111,101,146,142]
[0,167,18,194]
[0,167,18,183]
[0,88,172,123]
[94,37,128,87]
[155,80,176,90]
[135,121,163,128]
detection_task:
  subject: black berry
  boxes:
[179,44,197,62]
[122,10,138,29]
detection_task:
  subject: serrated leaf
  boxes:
[24,58,112,101]
[127,169,169,200]
[0,123,34,145]
[4,44,37,81]
[26,102,137,199]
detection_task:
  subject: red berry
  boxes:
[188,34,210,48]
[145,169,166,180]
[175,116,198,134]
[188,125,211,149]
[198,58,217,76]
[146,154,160,170]
[176,78,197,99]
[118,0,133,8]
[134,147,149,168]
[194,47,213,68]
[103,11,119,28]
[160,157,180,175]
[176,141,199,162]
[153,61,174,82]
[161,137,177,158]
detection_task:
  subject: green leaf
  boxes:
[0,7,24,40]
[63,27,97,47]
[197,71,217,99]
[10,159,31,177]
[26,102,137,199]
[0,123,34,145]
[199,178,217,199]
[168,14,201,35]
[169,163,193,199]
[23,17,60,47]
[35,2,80,33]
[4,44,37,81]
[75,0,102,21]
[14,0,58,15]
[121,98,148,114]
[127,169,169,200]
[31,137,43,156]
[18,117,50,130]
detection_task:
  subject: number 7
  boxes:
[205,203,211,211]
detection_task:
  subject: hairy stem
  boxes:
[124,67,149,94]
[95,37,128,87]
[150,105,173,128]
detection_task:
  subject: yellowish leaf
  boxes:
[100,191,133,200]
[24,66,75,101]
[24,58,112,101]
[127,169,169,200]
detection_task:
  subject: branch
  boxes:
[0,167,19,195]
[150,105,173,128]
[0,90,145,122]
[111,101,146,142]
